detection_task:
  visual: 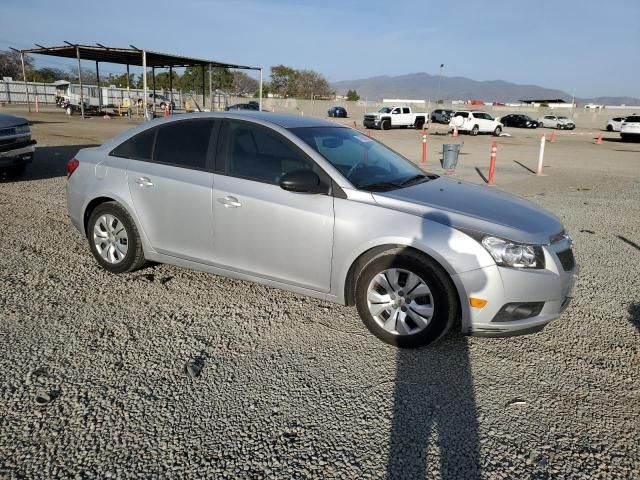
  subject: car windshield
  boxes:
[378,107,392,113]
[558,116,569,120]
[291,127,432,191]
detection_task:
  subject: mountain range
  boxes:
[332,72,640,105]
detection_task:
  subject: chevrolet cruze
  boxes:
[66,112,577,347]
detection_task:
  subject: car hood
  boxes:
[0,113,28,128]
[372,177,563,244]
[557,118,574,124]
[365,111,384,116]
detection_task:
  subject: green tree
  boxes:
[232,71,259,95]
[294,69,332,98]
[346,89,360,101]
[270,64,297,97]
[0,50,32,79]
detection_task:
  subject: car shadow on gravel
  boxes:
[386,214,485,479]
[0,144,97,182]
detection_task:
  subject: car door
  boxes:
[211,119,335,292]
[401,107,412,126]
[124,119,218,262]
[390,107,402,126]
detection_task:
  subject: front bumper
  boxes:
[363,117,380,128]
[0,142,36,167]
[453,244,578,337]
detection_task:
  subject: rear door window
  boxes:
[111,128,156,160]
[153,120,215,170]
[402,107,410,114]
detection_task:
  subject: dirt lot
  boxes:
[1,108,639,479]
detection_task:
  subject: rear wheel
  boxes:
[471,125,479,136]
[87,202,146,274]
[355,248,457,348]
[415,119,425,130]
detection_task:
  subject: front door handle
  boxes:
[135,176,154,187]
[217,196,242,208]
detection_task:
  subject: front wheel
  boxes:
[355,248,457,348]
[493,126,502,136]
[539,122,544,128]
[606,125,613,132]
[87,202,146,274]
[381,119,390,130]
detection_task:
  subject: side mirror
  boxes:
[279,169,328,194]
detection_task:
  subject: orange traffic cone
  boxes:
[550,131,556,143]
[596,133,602,145]
[452,126,459,137]
[164,104,170,117]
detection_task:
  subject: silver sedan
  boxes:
[66,112,577,347]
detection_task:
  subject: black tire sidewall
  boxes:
[355,251,457,348]
[87,203,142,274]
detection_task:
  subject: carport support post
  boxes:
[201,64,206,111]
[76,47,85,119]
[169,66,173,112]
[152,66,156,116]
[20,52,31,112]
[259,67,263,111]
[95,61,102,110]
[142,50,148,119]
[208,63,213,111]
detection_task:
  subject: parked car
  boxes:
[67,112,577,348]
[606,117,626,132]
[620,115,640,141]
[225,101,262,112]
[131,93,175,110]
[430,109,455,124]
[538,115,575,130]
[363,106,427,130]
[499,114,539,129]
[449,111,503,136]
[327,106,348,118]
[0,113,36,177]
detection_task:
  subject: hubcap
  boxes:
[93,214,128,264]
[366,268,434,336]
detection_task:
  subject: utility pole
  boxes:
[437,63,444,105]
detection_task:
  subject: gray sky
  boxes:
[1,0,638,98]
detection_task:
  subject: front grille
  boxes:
[0,127,16,137]
[364,115,377,121]
[557,248,575,271]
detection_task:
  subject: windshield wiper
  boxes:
[359,181,402,191]
[398,174,428,186]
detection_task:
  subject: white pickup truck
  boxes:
[363,106,427,130]
[449,110,503,136]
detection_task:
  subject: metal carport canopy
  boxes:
[16,43,263,116]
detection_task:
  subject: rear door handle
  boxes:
[217,196,242,208]
[135,176,154,187]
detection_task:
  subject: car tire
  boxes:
[621,134,628,142]
[493,126,502,136]
[381,119,390,130]
[415,119,425,130]
[159,102,166,110]
[471,125,479,136]
[87,202,146,274]
[65,106,73,116]
[539,122,544,128]
[354,248,458,348]
[606,125,613,132]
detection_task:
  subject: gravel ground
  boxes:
[0,112,639,479]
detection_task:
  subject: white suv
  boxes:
[620,115,640,141]
[449,111,503,136]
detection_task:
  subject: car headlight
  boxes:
[481,236,545,269]
[15,124,31,135]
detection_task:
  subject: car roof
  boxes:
[149,111,345,129]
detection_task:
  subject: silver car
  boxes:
[66,112,577,348]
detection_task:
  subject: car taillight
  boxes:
[67,158,79,178]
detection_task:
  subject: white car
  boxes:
[606,117,626,132]
[620,115,640,141]
[449,111,503,136]
[538,115,575,130]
